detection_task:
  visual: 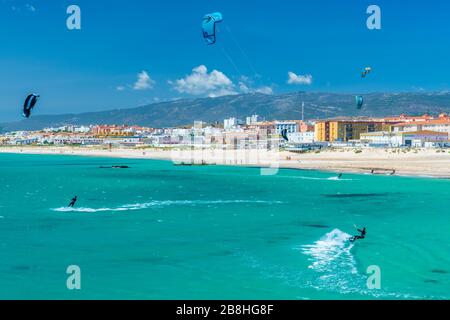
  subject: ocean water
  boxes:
[0,153,449,300]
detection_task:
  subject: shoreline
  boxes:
[1,146,450,179]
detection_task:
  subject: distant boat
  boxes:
[99,165,130,169]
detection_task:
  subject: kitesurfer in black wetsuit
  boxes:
[68,196,78,208]
[350,227,366,242]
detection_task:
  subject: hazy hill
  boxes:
[1,92,450,132]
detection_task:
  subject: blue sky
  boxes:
[0,0,449,121]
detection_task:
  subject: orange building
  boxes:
[315,120,383,142]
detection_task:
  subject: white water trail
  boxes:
[300,229,429,299]
[302,229,356,274]
[52,200,284,213]
[300,229,366,294]
[279,176,353,181]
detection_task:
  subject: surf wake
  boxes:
[280,176,353,181]
[52,199,283,213]
[300,229,368,295]
[302,229,356,274]
[300,229,423,298]
[326,177,352,181]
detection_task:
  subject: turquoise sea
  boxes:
[0,153,449,299]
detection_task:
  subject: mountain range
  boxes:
[1,92,450,132]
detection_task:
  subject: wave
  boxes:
[326,177,352,181]
[300,229,372,295]
[301,229,356,274]
[52,199,283,213]
[279,176,353,181]
[300,229,425,299]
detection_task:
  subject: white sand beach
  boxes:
[1,146,450,178]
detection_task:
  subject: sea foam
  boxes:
[301,229,356,274]
[52,199,283,213]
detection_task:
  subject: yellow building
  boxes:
[315,120,383,142]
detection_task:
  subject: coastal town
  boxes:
[1,113,450,150]
[3,1,450,303]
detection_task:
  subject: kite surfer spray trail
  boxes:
[302,229,355,273]
[301,229,368,294]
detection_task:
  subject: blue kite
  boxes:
[355,95,364,110]
[202,12,223,45]
[281,129,289,142]
[23,93,40,118]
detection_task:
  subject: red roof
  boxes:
[393,119,450,127]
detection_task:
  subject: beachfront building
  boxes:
[273,120,314,135]
[287,131,315,143]
[391,114,450,135]
[402,130,448,147]
[8,137,39,145]
[1,131,39,145]
[150,135,172,145]
[299,121,315,133]
[315,120,383,142]
[220,129,280,150]
[169,128,191,145]
[115,137,144,147]
[275,121,299,134]
[249,121,275,131]
[360,131,404,147]
[43,125,92,133]
[360,130,448,148]
[52,135,103,145]
[383,114,434,124]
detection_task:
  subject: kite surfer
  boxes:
[68,196,78,208]
[350,226,366,242]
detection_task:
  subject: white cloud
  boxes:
[287,71,313,85]
[255,86,273,95]
[133,71,155,90]
[239,82,250,93]
[116,86,125,91]
[171,65,237,98]
[238,80,273,95]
